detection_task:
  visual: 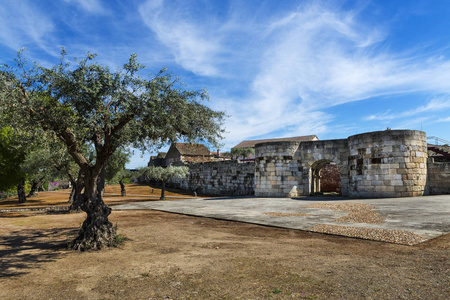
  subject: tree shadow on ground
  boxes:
[0,227,77,278]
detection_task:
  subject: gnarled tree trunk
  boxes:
[69,170,84,211]
[69,168,115,251]
[28,177,44,197]
[27,181,39,197]
[17,178,26,203]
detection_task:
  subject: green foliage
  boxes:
[121,177,132,184]
[0,126,26,190]
[231,147,255,159]
[105,147,131,184]
[272,288,282,294]
[113,233,125,247]
[139,166,189,182]
[1,48,225,186]
[138,166,189,199]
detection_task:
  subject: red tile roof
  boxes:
[232,135,318,149]
[174,143,211,156]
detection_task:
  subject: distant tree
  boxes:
[105,148,131,197]
[0,49,224,250]
[231,147,255,160]
[139,166,189,200]
[0,127,26,196]
[21,146,54,198]
[115,169,134,197]
[0,125,52,203]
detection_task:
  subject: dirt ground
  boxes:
[0,187,449,299]
[0,184,197,210]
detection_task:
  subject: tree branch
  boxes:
[58,127,89,172]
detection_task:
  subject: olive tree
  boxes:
[0,126,26,196]
[231,147,255,160]
[0,50,224,250]
[139,166,189,200]
[0,125,51,202]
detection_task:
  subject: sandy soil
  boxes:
[0,187,449,299]
[0,184,197,210]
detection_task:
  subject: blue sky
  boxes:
[1,0,450,168]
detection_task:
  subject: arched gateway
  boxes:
[254,130,427,198]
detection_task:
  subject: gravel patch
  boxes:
[264,212,310,217]
[0,206,70,213]
[309,224,427,245]
[305,202,385,224]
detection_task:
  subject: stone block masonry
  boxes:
[426,159,450,195]
[255,141,301,197]
[255,130,430,198]
[168,129,447,199]
[347,130,427,198]
[169,161,255,196]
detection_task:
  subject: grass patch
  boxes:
[114,233,126,247]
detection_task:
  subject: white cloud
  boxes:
[138,0,223,76]
[252,4,450,112]
[218,2,450,146]
[365,97,450,121]
[436,117,450,122]
[0,1,55,53]
[63,0,107,14]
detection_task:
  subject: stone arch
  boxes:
[297,139,350,196]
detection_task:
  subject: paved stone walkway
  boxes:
[113,195,450,245]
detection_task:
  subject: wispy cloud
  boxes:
[1,0,450,155]
[0,1,55,54]
[138,0,224,76]
[364,97,450,121]
[436,117,450,122]
[219,1,450,145]
[63,0,107,14]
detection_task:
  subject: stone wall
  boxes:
[167,130,441,199]
[426,159,450,195]
[254,141,301,197]
[169,161,255,196]
[297,139,349,196]
[347,130,427,198]
[254,130,428,198]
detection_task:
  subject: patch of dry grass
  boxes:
[0,183,197,210]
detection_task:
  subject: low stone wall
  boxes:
[426,159,450,194]
[169,161,255,196]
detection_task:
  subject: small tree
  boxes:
[139,166,189,200]
[21,147,54,198]
[0,49,224,250]
[231,147,255,160]
[105,148,131,197]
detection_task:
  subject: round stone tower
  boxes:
[347,130,427,198]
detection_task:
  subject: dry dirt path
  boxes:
[0,187,449,299]
[0,209,449,299]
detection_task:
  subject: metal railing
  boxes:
[427,136,450,145]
